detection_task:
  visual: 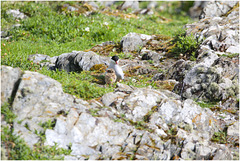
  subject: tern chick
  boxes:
[105,68,117,85]
[107,56,124,81]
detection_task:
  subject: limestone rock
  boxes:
[12,71,75,121]
[227,121,239,136]
[122,88,168,121]
[55,51,107,72]
[13,122,40,148]
[200,1,238,18]
[121,32,144,54]
[1,65,22,105]
[212,144,233,160]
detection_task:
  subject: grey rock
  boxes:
[28,54,58,69]
[71,143,99,156]
[121,32,143,54]
[115,82,135,93]
[195,143,212,160]
[45,129,71,149]
[166,59,195,81]
[141,49,164,65]
[55,51,107,72]
[101,91,127,107]
[6,9,27,19]
[122,88,168,121]
[151,73,165,81]
[158,99,181,124]
[118,1,139,11]
[227,121,239,136]
[67,6,78,12]
[197,50,219,67]
[64,155,78,160]
[212,144,233,160]
[200,1,238,18]
[12,71,75,121]
[1,65,22,105]
[180,64,233,101]
[13,122,40,148]
[213,56,238,79]
[189,1,208,19]
[28,54,50,64]
[20,120,44,134]
[226,45,240,54]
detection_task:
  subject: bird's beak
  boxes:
[115,61,118,64]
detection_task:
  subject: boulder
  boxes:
[1,67,88,148]
[55,51,108,72]
[12,71,77,121]
[121,32,144,54]
[1,65,22,105]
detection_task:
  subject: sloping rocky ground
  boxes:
[1,1,239,160]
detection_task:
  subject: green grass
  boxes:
[1,1,196,159]
[211,131,227,144]
[1,102,72,160]
[1,1,194,100]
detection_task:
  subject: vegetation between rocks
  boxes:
[1,103,71,160]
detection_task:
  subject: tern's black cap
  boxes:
[111,56,119,62]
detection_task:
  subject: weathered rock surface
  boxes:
[28,54,57,69]
[168,1,239,103]
[121,32,152,54]
[1,1,239,160]
[55,51,108,72]
[141,49,164,65]
[189,1,208,19]
[1,65,238,160]
[200,1,238,19]
[1,65,23,105]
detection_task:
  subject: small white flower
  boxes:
[103,22,109,26]
[85,27,90,32]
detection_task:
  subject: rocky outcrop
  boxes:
[199,1,238,19]
[1,1,239,160]
[2,65,238,160]
[168,1,239,103]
